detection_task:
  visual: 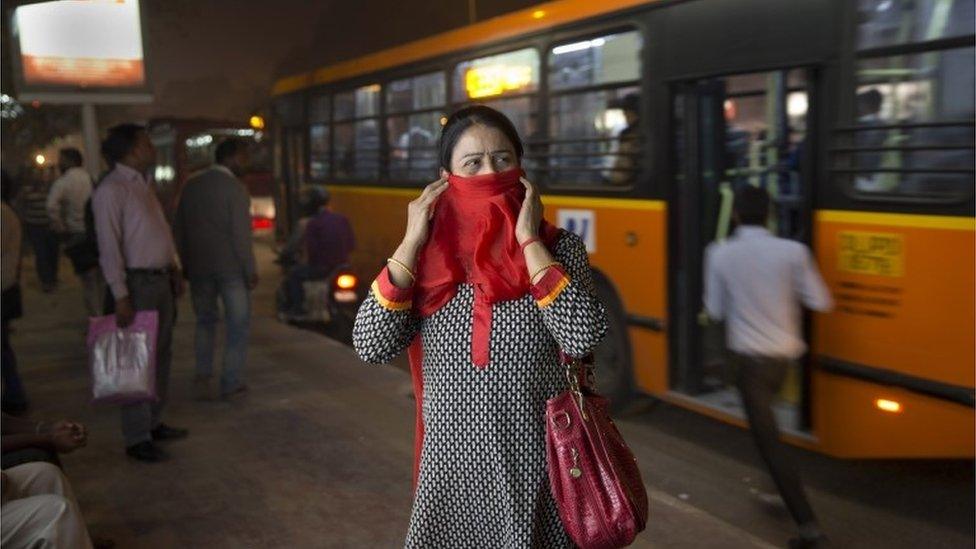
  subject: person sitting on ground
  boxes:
[281,187,355,317]
[1,461,94,548]
[1,413,87,470]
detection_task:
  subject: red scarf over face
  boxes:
[413,167,561,367]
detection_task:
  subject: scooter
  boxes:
[275,256,361,338]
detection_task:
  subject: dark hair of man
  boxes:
[59,147,84,168]
[438,105,523,171]
[302,186,330,215]
[857,89,883,115]
[734,185,770,226]
[215,138,247,165]
[101,123,145,166]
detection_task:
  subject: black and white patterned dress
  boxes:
[353,232,608,548]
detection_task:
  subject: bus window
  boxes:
[545,30,643,187]
[838,0,975,201]
[335,84,382,179]
[387,112,442,181]
[386,71,446,182]
[453,48,539,104]
[309,94,331,180]
[387,71,445,113]
[857,0,975,50]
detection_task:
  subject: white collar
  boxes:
[114,163,144,182]
[735,225,770,238]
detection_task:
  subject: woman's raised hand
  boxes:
[403,177,449,249]
[516,176,543,245]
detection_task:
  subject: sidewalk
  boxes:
[7,241,774,548]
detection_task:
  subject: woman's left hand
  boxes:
[516,176,542,244]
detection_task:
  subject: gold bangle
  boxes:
[530,261,561,283]
[387,257,416,282]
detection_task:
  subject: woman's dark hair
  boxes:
[438,105,523,171]
[101,123,145,166]
[733,185,770,226]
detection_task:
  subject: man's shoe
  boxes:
[150,423,189,441]
[221,384,249,400]
[125,441,168,462]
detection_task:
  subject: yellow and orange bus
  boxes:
[267,0,975,458]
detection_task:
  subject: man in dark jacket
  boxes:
[174,138,257,400]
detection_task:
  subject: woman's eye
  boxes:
[493,156,511,167]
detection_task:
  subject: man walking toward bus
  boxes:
[704,185,832,548]
[92,123,189,463]
[174,138,257,400]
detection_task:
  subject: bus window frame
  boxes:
[331,82,384,182]
[542,25,646,193]
[384,69,448,185]
[831,1,976,210]
[307,92,333,183]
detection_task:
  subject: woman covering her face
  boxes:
[353,105,608,548]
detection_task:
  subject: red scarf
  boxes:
[413,168,560,366]
[407,167,560,487]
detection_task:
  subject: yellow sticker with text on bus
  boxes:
[838,231,904,277]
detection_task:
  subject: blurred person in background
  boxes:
[46,148,104,317]
[603,93,641,185]
[174,138,256,400]
[1,413,87,469]
[1,170,29,416]
[704,185,832,549]
[1,461,94,549]
[280,187,354,318]
[16,167,60,293]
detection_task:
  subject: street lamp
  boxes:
[34,154,45,166]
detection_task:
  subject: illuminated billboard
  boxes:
[11,0,146,91]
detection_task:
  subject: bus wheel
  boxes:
[592,276,634,412]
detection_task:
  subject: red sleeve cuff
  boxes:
[371,266,413,311]
[529,265,570,307]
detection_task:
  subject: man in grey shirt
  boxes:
[174,138,257,400]
[705,185,832,549]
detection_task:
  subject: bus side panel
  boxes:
[540,200,669,394]
[329,187,417,282]
[812,212,975,457]
[812,372,975,458]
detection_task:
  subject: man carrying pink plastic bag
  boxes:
[91,124,189,463]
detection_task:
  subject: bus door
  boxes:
[670,68,815,432]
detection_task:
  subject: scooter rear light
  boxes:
[336,274,357,290]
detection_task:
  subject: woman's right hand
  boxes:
[402,177,448,249]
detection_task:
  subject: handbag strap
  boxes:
[559,351,596,419]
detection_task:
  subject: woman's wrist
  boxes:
[516,231,538,246]
[394,239,421,265]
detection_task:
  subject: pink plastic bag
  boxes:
[86,311,159,405]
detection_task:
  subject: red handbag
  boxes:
[546,354,648,548]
